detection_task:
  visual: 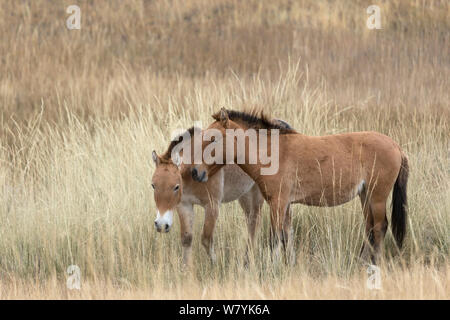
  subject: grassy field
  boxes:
[0,0,448,299]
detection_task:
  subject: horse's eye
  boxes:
[151,183,155,190]
[173,184,180,192]
[211,136,216,142]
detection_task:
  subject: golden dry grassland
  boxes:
[0,0,448,299]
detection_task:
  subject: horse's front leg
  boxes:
[201,202,219,263]
[283,204,296,265]
[268,198,290,263]
[177,203,194,269]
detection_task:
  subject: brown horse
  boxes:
[152,127,263,267]
[191,109,409,264]
[152,122,293,267]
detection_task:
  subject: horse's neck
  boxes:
[229,124,271,182]
[238,163,261,182]
[180,162,194,180]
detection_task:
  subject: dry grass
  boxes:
[1,263,448,299]
[0,0,448,299]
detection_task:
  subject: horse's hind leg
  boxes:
[369,201,388,265]
[239,185,264,266]
[239,184,263,251]
[359,188,374,262]
[201,202,219,263]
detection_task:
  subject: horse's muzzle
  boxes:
[154,220,171,233]
[154,210,173,233]
[191,167,208,182]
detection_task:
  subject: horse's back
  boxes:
[331,131,403,174]
[315,131,403,179]
[307,131,402,164]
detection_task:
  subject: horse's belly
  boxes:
[221,164,255,203]
[291,180,363,207]
[292,193,358,207]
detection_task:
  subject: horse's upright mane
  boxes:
[161,126,200,162]
[212,109,296,134]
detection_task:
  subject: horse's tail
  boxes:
[391,153,409,249]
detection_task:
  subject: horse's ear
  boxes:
[152,150,161,167]
[219,107,229,127]
[172,152,182,168]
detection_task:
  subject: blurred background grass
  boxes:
[1,0,448,123]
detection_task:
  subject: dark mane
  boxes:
[161,126,199,162]
[212,109,296,134]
